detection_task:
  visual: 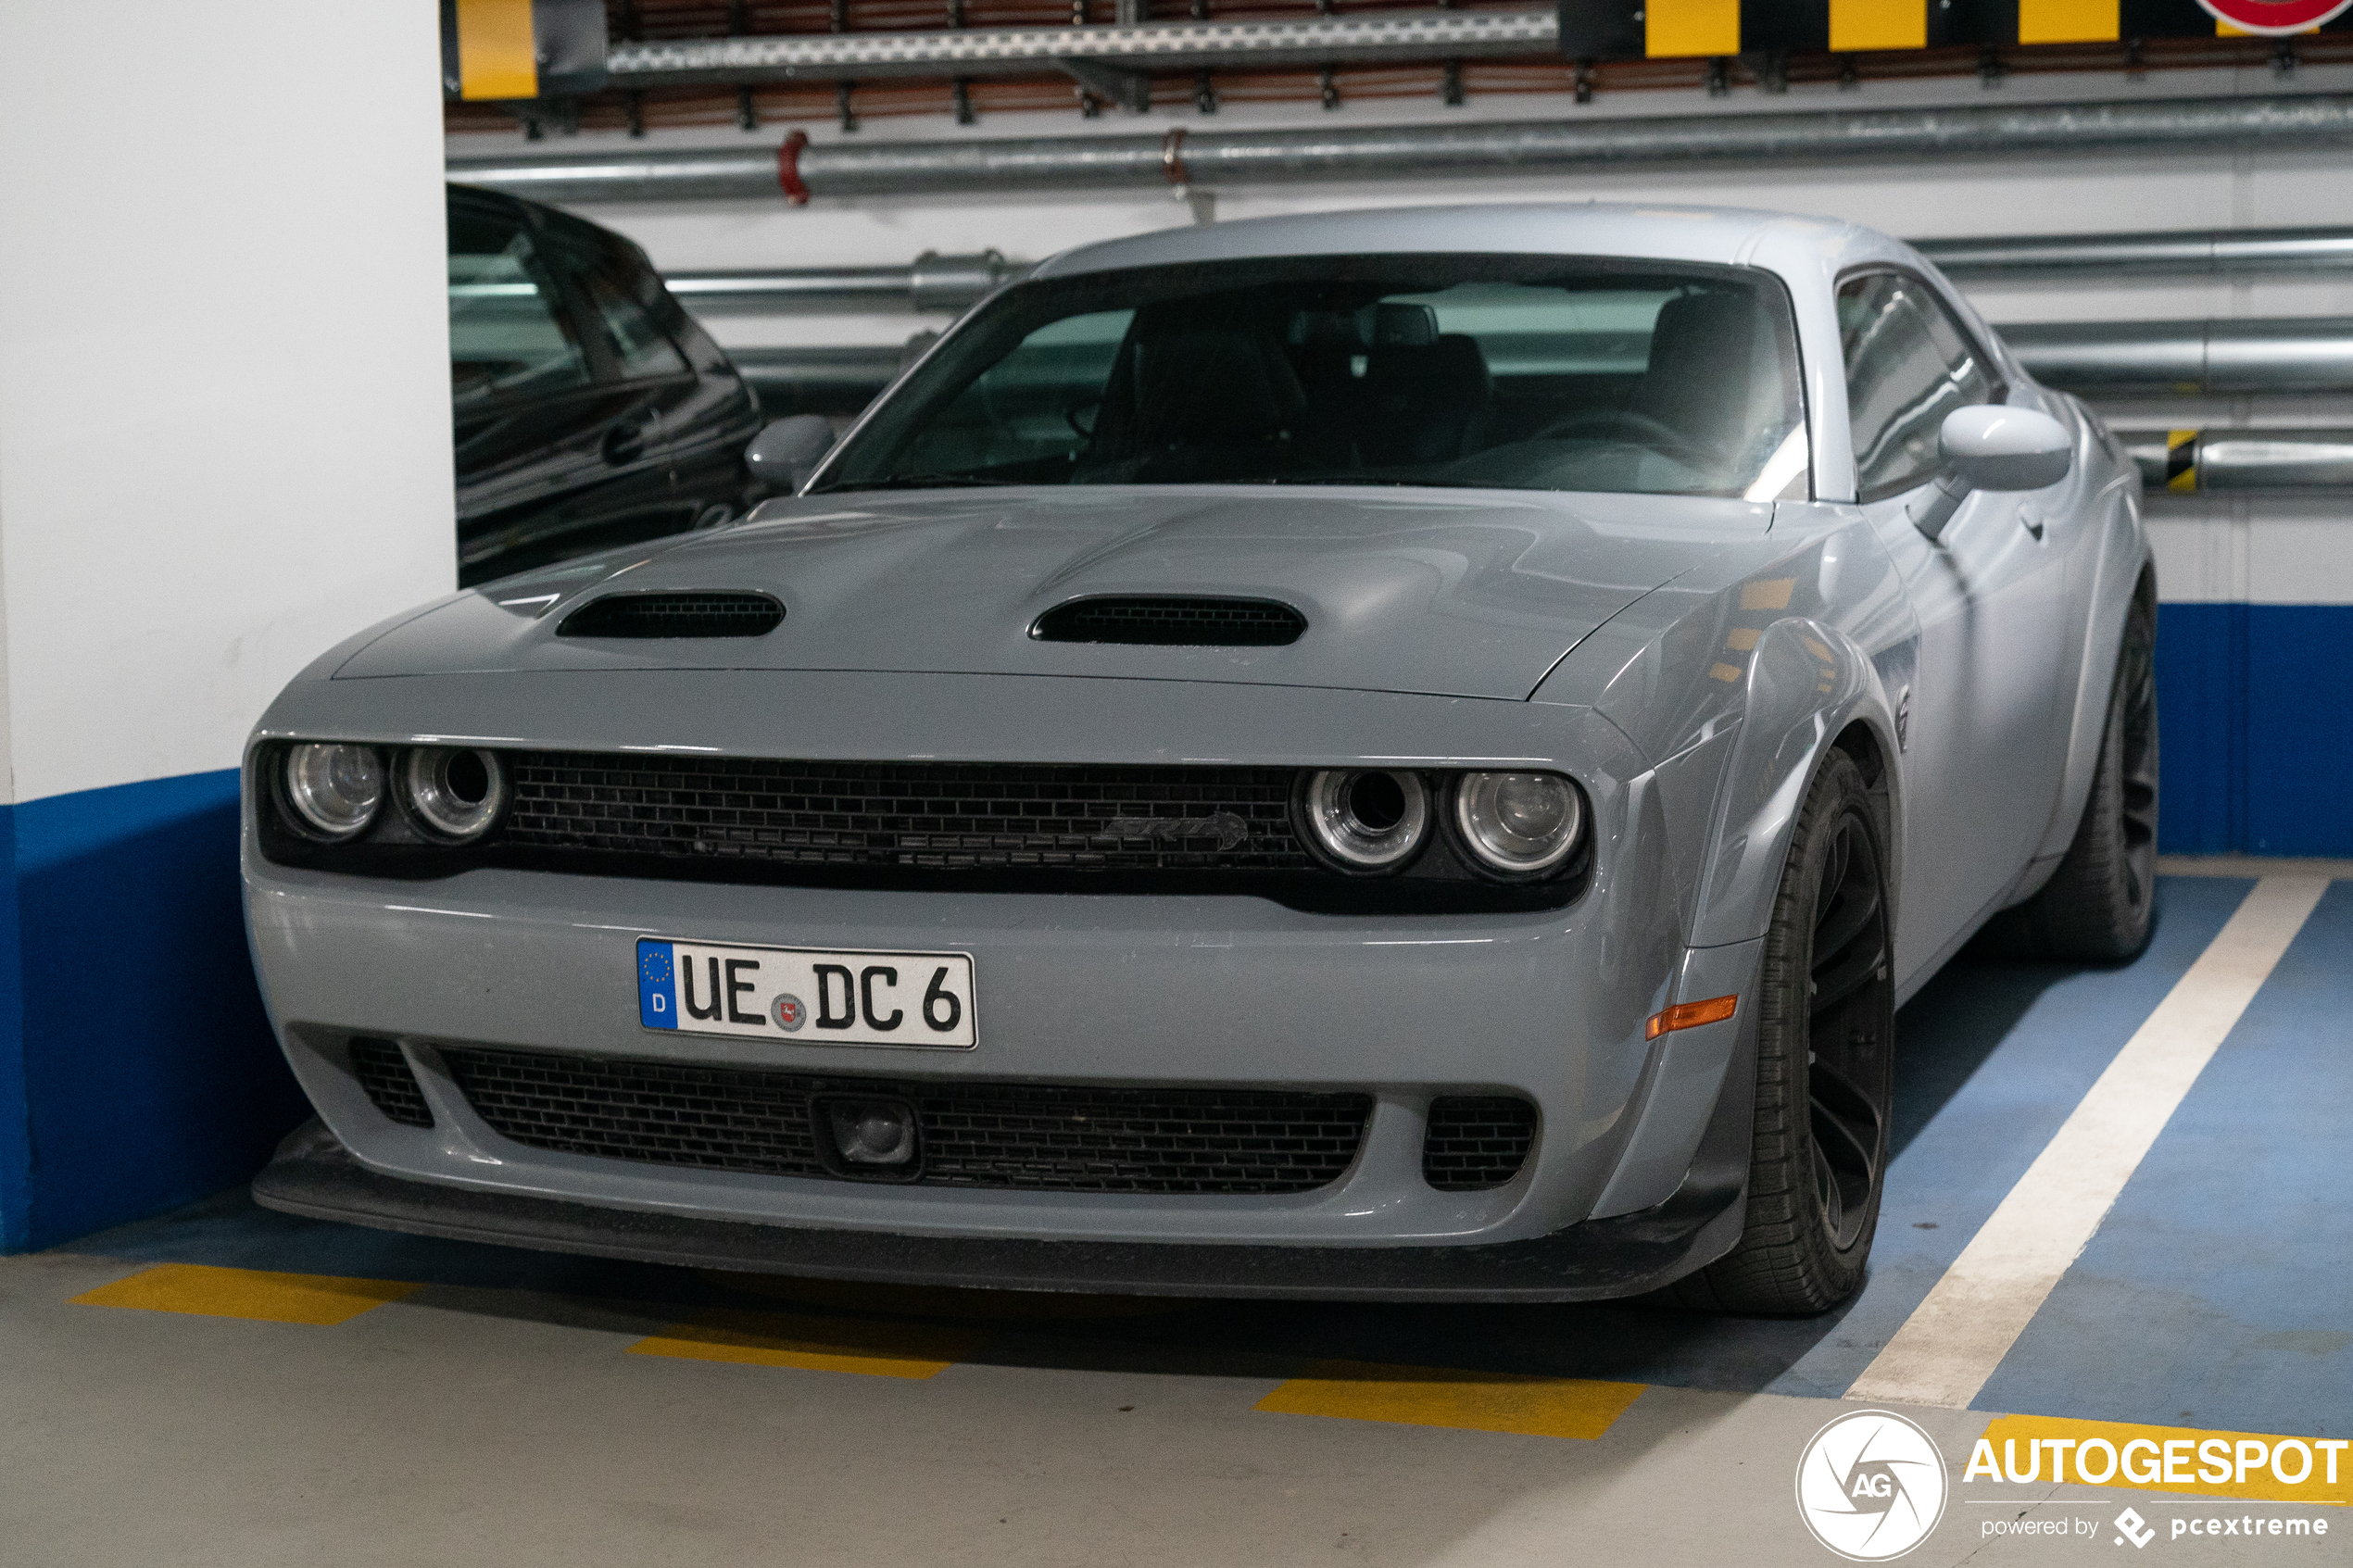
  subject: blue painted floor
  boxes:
[1979,880,2353,1437]
[48,874,2347,1430]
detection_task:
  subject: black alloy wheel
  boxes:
[1804,803,1895,1254]
[1667,748,1896,1315]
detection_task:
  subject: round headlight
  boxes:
[1453,771,1583,878]
[283,743,384,839]
[1300,769,1429,873]
[400,747,508,843]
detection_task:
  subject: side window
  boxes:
[447,206,591,408]
[1838,272,1997,499]
[576,260,690,382]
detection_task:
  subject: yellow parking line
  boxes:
[628,1308,988,1379]
[71,1263,422,1326]
[1254,1360,1646,1440]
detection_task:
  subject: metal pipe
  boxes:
[669,251,1029,313]
[2120,429,2353,492]
[732,342,925,409]
[447,92,2353,205]
[1919,226,2353,280]
[598,9,1560,87]
[2002,317,2353,394]
[665,226,2353,318]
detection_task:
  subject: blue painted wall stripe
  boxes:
[2,769,308,1251]
[2157,603,2353,857]
[0,806,27,1251]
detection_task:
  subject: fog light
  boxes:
[827,1099,917,1166]
[1299,768,1429,873]
[1453,771,1583,879]
[283,743,384,839]
[400,746,508,842]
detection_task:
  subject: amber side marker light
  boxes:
[1645,995,1739,1041]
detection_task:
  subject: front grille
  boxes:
[1032,596,1307,646]
[1422,1096,1537,1190]
[558,591,784,639]
[500,755,1313,873]
[441,1047,1370,1195]
[349,1036,434,1127]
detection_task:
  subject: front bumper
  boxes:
[254,1119,1746,1302]
[244,670,1755,1288]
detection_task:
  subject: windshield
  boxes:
[815,253,1810,500]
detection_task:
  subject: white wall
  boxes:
[0,1,455,807]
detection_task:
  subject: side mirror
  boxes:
[745,414,836,494]
[1909,405,2073,543]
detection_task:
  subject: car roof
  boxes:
[1025,202,1884,284]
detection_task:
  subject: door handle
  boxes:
[602,418,654,465]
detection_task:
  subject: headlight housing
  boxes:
[281,743,384,839]
[1451,771,1584,880]
[1298,768,1429,874]
[398,746,509,843]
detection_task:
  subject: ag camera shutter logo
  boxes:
[1795,1410,1949,1561]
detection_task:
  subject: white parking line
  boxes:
[1844,876,2331,1411]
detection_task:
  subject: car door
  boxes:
[1839,269,2070,972]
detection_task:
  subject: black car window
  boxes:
[447,207,591,408]
[1838,271,1997,501]
[817,254,1810,501]
[575,257,690,383]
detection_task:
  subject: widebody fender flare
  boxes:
[1685,615,1903,951]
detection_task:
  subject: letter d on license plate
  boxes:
[637,938,976,1048]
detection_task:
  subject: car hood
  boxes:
[337,486,1771,701]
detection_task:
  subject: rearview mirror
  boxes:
[746,415,837,494]
[1909,405,2073,543]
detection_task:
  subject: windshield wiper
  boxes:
[811,473,1021,493]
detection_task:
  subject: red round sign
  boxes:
[2198,0,2353,32]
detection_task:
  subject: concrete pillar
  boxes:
[0,4,455,1248]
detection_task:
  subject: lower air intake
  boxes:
[349,1037,434,1128]
[441,1047,1370,1196]
[1421,1096,1537,1190]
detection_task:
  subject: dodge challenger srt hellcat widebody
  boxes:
[245,203,2154,1314]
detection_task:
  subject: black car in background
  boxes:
[447,184,772,586]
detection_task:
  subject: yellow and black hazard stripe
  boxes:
[1554,1,2353,61]
[2165,428,2200,492]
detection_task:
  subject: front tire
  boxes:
[1667,749,1895,1315]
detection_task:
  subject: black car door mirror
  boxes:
[746,415,837,494]
[1911,405,2073,542]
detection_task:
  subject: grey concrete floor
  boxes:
[0,1237,2336,1567]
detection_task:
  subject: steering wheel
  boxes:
[1530,408,1697,449]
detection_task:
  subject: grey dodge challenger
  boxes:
[246,204,2157,1314]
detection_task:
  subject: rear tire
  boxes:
[1666,750,1895,1316]
[1989,602,2158,963]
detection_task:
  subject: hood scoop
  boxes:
[559,591,785,639]
[1030,596,1307,647]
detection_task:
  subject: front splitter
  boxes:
[251,1120,1743,1303]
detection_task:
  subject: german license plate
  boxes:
[636,937,976,1048]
